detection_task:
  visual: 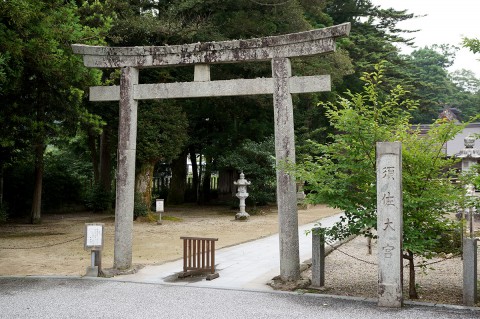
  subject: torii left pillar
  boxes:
[114,67,139,269]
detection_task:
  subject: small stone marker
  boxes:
[376,142,403,308]
[311,227,325,287]
[84,223,104,277]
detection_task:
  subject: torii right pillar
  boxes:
[272,57,300,281]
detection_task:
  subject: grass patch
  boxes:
[161,215,183,222]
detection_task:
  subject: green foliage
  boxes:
[43,155,84,211]
[0,0,112,221]
[3,158,34,217]
[218,137,276,205]
[133,192,149,219]
[463,37,480,54]
[296,64,464,259]
[404,45,461,123]
[84,184,113,212]
[0,203,8,223]
[136,101,189,165]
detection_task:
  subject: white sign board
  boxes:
[156,199,164,213]
[84,223,104,250]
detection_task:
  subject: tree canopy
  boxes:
[295,65,465,298]
[1,0,479,222]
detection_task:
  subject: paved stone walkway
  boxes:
[115,213,344,290]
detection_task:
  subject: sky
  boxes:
[371,0,480,77]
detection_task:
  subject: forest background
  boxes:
[1,0,479,224]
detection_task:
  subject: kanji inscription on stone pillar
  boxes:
[376,142,403,307]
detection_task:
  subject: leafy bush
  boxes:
[43,142,94,211]
[43,164,84,211]
[133,193,148,219]
[84,184,113,212]
[0,203,8,223]
[218,137,276,206]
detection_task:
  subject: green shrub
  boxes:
[84,184,113,212]
[0,203,8,223]
[218,136,276,206]
[133,193,148,219]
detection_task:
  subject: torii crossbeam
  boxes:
[72,22,350,281]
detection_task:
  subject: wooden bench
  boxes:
[178,237,219,280]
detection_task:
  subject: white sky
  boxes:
[371,0,480,77]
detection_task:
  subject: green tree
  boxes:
[218,137,277,206]
[463,37,480,54]
[135,101,188,210]
[103,0,353,204]
[449,69,480,120]
[325,0,416,93]
[450,69,480,93]
[0,0,109,222]
[295,65,464,299]
[403,45,460,123]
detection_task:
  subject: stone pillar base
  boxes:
[85,266,99,277]
[235,212,250,221]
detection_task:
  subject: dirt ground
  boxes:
[0,204,338,276]
[1,205,478,307]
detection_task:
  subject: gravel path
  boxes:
[304,236,479,306]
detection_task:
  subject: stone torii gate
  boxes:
[72,22,350,281]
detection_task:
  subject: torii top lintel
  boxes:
[72,23,350,69]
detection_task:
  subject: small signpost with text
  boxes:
[84,223,104,277]
[156,199,164,225]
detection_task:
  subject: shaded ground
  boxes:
[0,204,337,276]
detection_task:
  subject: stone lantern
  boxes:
[455,134,480,225]
[456,134,480,172]
[234,172,251,220]
[455,134,480,306]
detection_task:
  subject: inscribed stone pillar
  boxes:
[376,142,403,307]
[114,67,139,270]
[272,57,300,281]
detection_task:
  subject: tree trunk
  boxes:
[31,141,44,224]
[199,155,212,204]
[87,130,100,184]
[189,146,198,202]
[135,161,155,211]
[0,165,4,206]
[99,128,112,195]
[167,151,187,205]
[407,250,418,299]
[218,169,237,201]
